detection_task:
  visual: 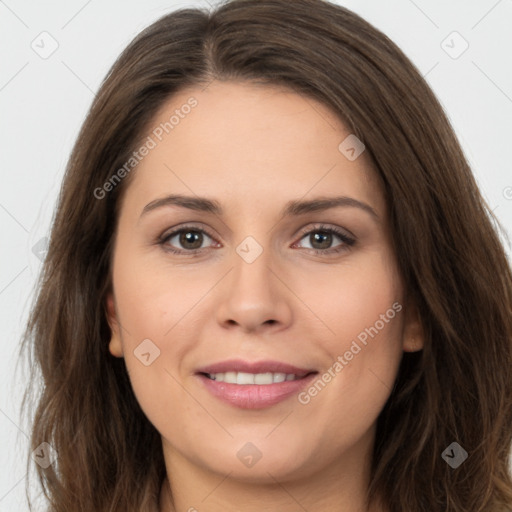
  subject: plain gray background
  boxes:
[1,0,511,509]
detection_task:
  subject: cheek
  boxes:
[298,247,403,357]
[298,253,404,433]
[110,248,194,417]
[112,238,210,343]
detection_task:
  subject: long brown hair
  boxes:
[19,0,512,510]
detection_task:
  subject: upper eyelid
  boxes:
[160,223,216,241]
[296,223,355,240]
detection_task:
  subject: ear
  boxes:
[106,292,124,358]
[401,299,424,353]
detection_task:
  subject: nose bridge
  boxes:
[215,233,292,332]
[231,233,276,302]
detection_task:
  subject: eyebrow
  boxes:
[140,194,379,222]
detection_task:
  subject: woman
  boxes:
[20,0,512,510]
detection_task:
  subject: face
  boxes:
[106,81,423,484]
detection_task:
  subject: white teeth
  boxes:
[237,372,254,384]
[207,371,298,384]
[224,371,236,383]
[254,372,273,384]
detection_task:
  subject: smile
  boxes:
[195,360,318,409]
[204,371,300,384]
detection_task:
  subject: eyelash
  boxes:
[157,223,355,257]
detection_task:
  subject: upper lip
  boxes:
[195,359,317,379]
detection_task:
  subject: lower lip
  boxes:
[196,373,317,409]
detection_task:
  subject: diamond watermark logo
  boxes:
[31,31,59,59]
[237,442,263,468]
[441,442,468,468]
[441,31,469,60]
[236,236,263,264]
[31,442,58,469]
[134,339,161,366]
[31,236,48,262]
[338,134,365,161]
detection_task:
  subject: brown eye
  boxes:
[160,227,216,253]
[177,230,204,250]
[308,231,334,250]
[294,225,355,254]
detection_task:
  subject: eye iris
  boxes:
[180,230,203,249]
[311,231,332,249]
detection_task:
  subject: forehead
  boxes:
[122,80,385,220]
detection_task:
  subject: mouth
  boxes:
[199,370,315,384]
[195,359,318,409]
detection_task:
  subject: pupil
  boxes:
[312,232,331,249]
[180,231,202,249]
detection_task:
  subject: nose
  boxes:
[215,245,293,334]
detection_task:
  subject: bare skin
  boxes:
[106,81,424,512]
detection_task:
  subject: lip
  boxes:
[195,359,318,410]
[195,359,316,378]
